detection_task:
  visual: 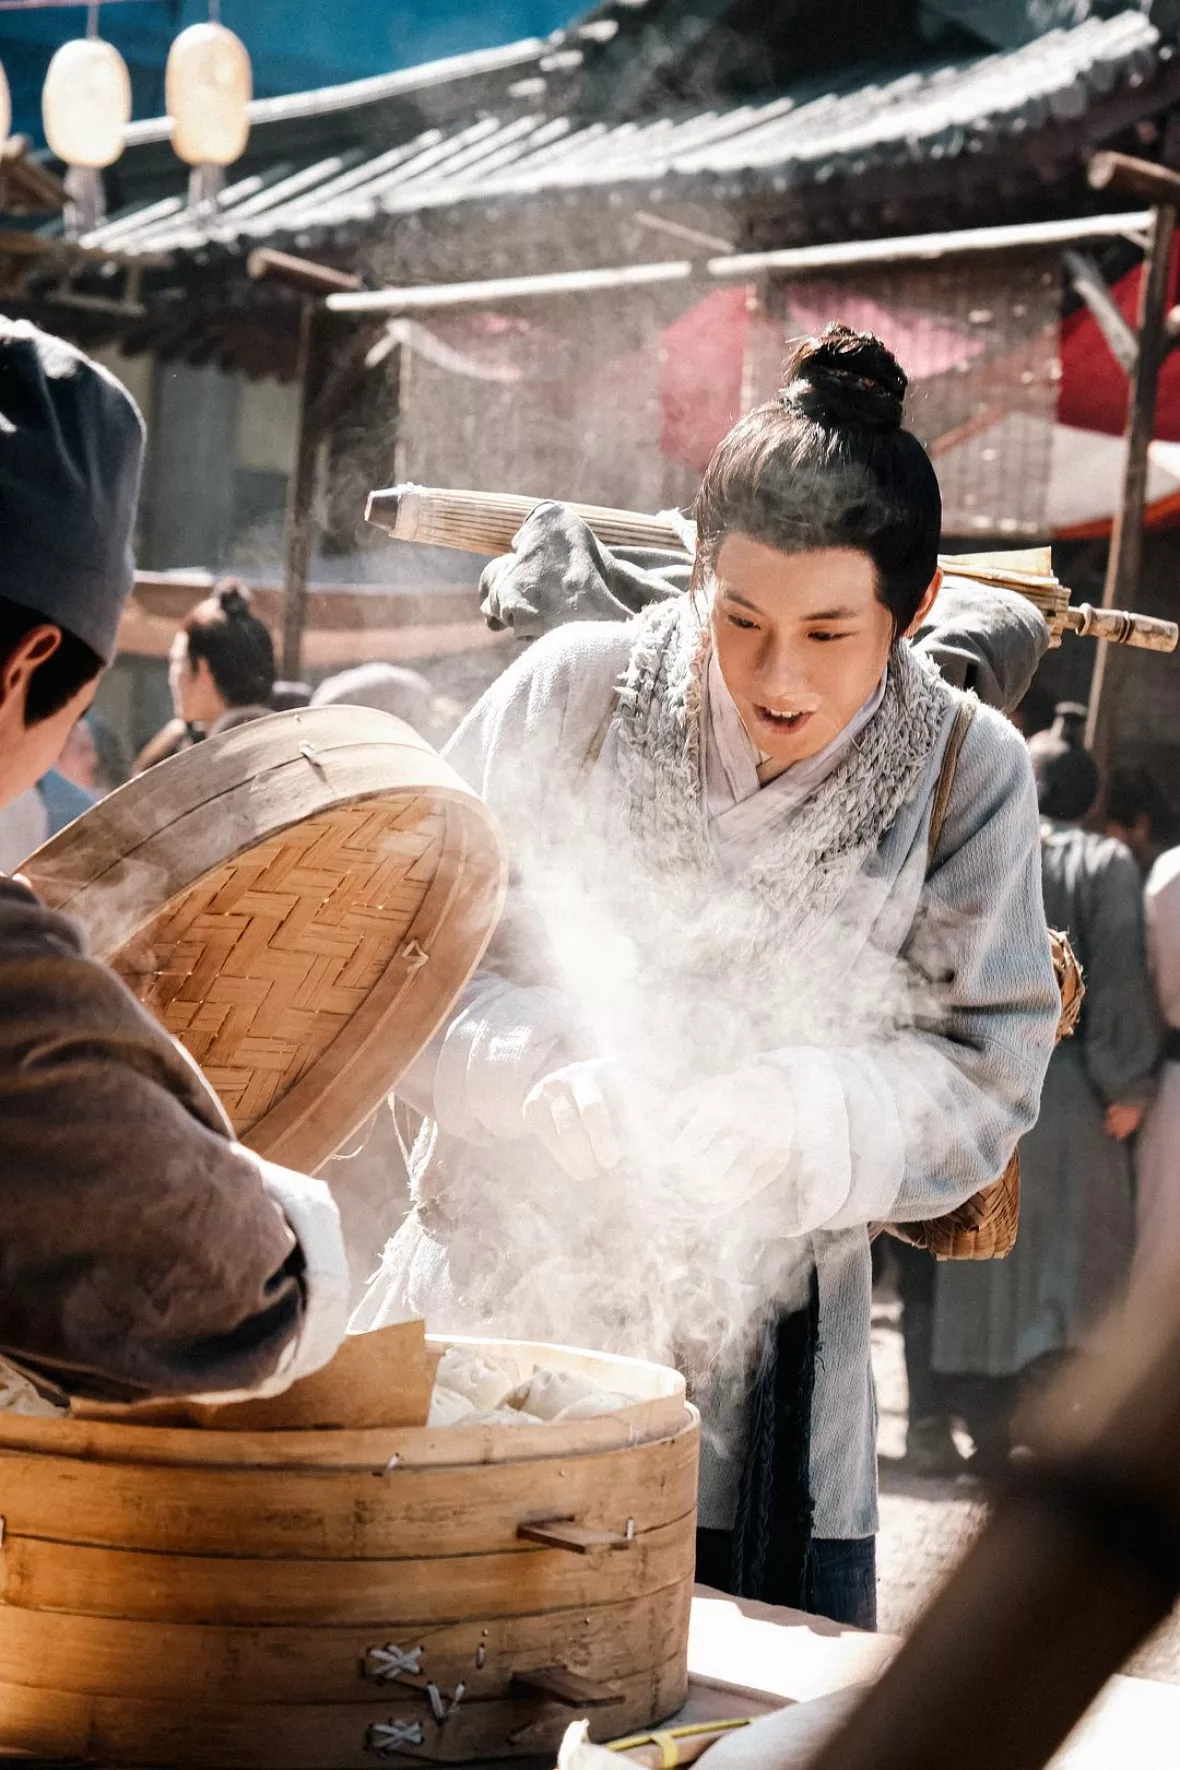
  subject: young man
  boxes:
[0,317,349,1406]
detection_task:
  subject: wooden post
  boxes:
[1084,149,1180,764]
[280,296,318,682]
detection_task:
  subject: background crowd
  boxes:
[893,700,1180,1476]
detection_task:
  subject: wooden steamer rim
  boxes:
[21,707,507,1174]
[0,1338,692,1469]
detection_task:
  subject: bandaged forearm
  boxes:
[430,973,576,1143]
[186,1154,351,1403]
[665,1025,1041,1238]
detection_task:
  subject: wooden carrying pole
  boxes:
[1084,148,1180,762]
[367,484,1179,654]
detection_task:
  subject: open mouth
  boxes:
[754,706,814,736]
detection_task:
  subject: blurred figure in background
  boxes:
[931,731,1159,1471]
[0,708,120,865]
[1135,843,1180,1283]
[134,580,276,772]
[0,785,48,873]
[311,662,440,740]
[270,680,313,713]
[54,714,102,795]
[1048,700,1088,747]
[36,708,131,836]
[1105,763,1171,877]
[35,756,93,836]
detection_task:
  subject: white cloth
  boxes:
[187,1154,351,1402]
[1145,845,1180,1027]
[703,653,887,866]
[1137,845,1180,1273]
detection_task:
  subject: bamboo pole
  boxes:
[279,296,318,681]
[1085,147,1180,761]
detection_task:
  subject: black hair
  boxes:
[0,595,104,725]
[1106,764,1169,836]
[691,322,942,635]
[1028,730,1100,822]
[182,579,276,709]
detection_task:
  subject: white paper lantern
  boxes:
[42,38,131,170]
[0,59,11,147]
[166,22,251,168]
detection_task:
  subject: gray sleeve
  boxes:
[883,713,1061,1218]
[700,712,1060,1234]
[913,576,1051,713]
[0,879,347,1405]
[399,624,631,1127]
[1077,842,1161,1106]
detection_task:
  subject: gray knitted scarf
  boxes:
[610,595,954,960]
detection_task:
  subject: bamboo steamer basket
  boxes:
[20,706,507,1172]
[0,1338,698,1768]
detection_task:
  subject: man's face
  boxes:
[0,626,99,812]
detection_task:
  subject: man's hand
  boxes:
[522,1059,623,1183]
[660,1066,797,1212]
[1104,1101,1145,1142]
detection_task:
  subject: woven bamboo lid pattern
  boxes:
[23,708,506,1173]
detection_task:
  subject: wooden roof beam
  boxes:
[326,210,1157,317]
[247,246,363,297]
[1089,149,1180,208]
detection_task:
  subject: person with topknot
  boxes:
[356,323,1060,1629]
[134,578,279,772]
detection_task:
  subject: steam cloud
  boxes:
[381,748,954,1439]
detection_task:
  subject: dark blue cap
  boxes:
[0,317,145,663]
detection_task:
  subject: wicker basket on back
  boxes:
[890,927,1084,1260]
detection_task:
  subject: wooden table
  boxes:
[678,1588,1180,1768]
[6,1589,1174,1768]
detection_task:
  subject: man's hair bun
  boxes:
[778,322,906,433]
[215,579,253,619]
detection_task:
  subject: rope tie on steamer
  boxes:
[367,1720,425,1755]
[401,939,430,972]
[364,1643,424,1682]
[426,1680,466,1723]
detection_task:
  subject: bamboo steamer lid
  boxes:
[21,707,506,1173]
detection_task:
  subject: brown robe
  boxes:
[0,875,311,1403]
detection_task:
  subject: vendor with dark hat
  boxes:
[0,318,349,1409]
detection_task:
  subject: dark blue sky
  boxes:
[1,1,581,140]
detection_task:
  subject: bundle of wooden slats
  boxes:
[368,484,1178,654]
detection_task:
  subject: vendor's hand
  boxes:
[660,1066,795,1212]
[1104,1101,1145,1142]
[522,1059,623,1183]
